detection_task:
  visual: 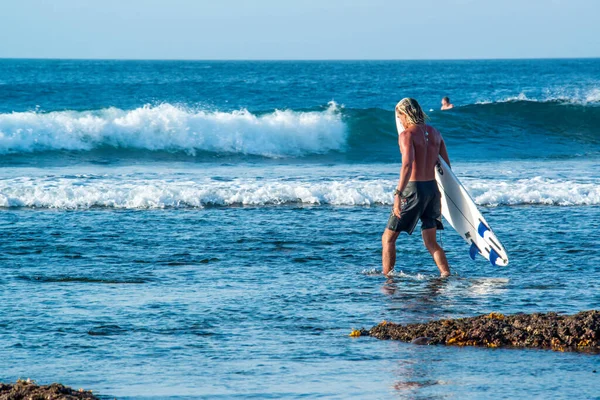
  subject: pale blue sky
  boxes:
[0,0,597,59]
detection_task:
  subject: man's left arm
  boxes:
[393,132,414,217]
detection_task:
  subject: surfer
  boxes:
[441,97,454,110]
[382,98,451,277]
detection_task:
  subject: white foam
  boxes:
[386,270,430,280]
[467,176,600,206]
[476,87,600,105]
[0,175,598,209]
[585,88,600,103]
[360,269,430,280]
[360,268,383,276]
[0,176,392,209]
[0,102,346,156]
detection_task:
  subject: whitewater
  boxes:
[1,160,599,209]
[0,102,347,156]
[1,170,599,209]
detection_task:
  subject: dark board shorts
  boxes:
[386,180,444,234]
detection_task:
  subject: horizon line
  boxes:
[1,56,599,62]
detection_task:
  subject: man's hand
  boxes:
[393,195,402,218]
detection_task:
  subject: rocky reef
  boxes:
[0,379,100,400]
[351,310,600,352]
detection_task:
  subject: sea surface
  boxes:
[0,59,599,399]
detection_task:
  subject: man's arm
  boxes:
[439,137,451,167]
[397,131,414,193]
[392,131,414,218]
[392,131,415,218]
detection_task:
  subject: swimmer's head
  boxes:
[442,96,450,106]
[396,98,428,126]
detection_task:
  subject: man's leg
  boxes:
[382,229,400,275]
[421,228,450,277]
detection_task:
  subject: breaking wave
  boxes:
[0,176,598,209]
[1,98,599,162]
[475,88,600,105]
[0,102,346,157]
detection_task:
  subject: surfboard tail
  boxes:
[489,248,500,267]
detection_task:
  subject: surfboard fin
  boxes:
[469,242,479,260]
[489,248,500,267]
[477,221,490,238]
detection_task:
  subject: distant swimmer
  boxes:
[441,96,454,110]
[382,98,451,277]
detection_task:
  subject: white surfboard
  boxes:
[395,115,509,267]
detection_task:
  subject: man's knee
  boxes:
[422,233,439,252]
[382,229,399,246]
[424,242,439,254]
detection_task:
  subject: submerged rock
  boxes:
[0,379,100,400]
[410,337,432,345]
[357,311,600,352]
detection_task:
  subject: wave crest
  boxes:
[0,103,346,157]
[474,88,600,106]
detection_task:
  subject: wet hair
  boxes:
[396,98,428,125]
[442,96,450,103]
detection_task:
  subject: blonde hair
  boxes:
[396,98,428,125]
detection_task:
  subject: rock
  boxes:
[362,310,600,352]
[410,337,432,345]
[0,379,100,400]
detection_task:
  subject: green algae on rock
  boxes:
[356,310,600,352]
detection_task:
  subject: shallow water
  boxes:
[1,204,599,398]
[1,59,599,398]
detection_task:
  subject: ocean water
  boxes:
[0,59,599,399]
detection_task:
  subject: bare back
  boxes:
[403,124,444,181]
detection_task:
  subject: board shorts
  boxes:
[386,180,444,234]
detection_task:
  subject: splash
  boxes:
[0,175,598,209]
[0,103,346,156]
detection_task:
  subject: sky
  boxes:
[0,0,597,60]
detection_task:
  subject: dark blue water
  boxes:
[1,60,599,398]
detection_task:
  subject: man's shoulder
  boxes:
[400,126,418,138]
[426,124,440,134]
[398,129,410,140]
